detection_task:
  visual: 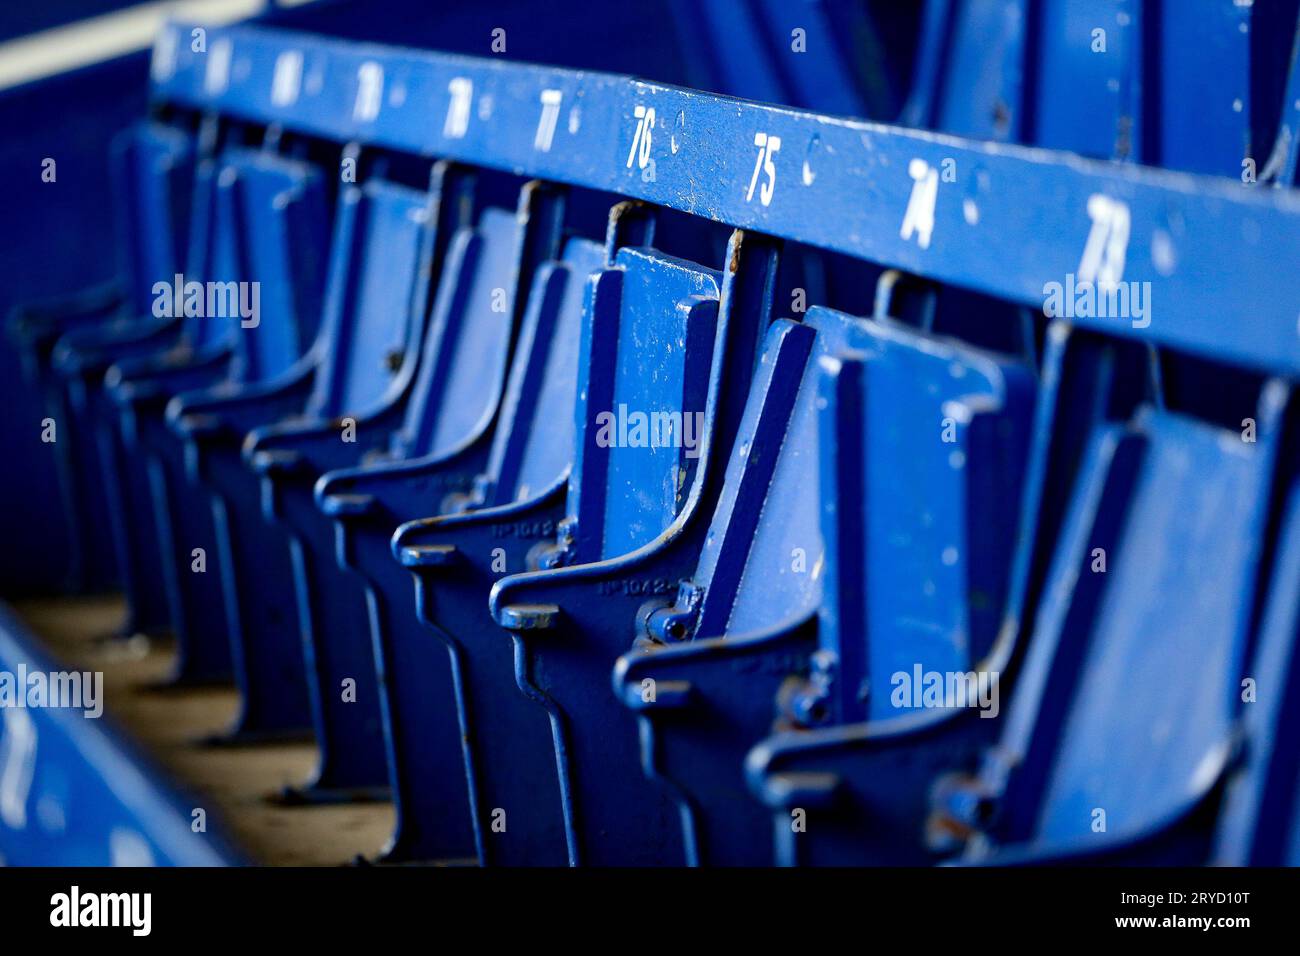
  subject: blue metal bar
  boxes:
[0,602,240,865]
[151,21,1300,377]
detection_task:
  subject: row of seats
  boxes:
[7,9,1300,865]
[687,0,1300,179]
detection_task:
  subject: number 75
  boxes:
[746,132,781,207]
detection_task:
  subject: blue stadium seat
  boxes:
[746,331,1284,865]
[104,145,331,685]
[168,167,458,755]
[245,187,552,839]
[7,2,1300,868]
[390,224,771,865]
[614,300,1034,863]
[1214,473,1300,866]
[10,121,194,604]
[949,392,1283,864]
[735,321,1131,865]
[316,224,603,863]
[459,231,785,865]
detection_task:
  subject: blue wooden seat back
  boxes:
[614,307,1034,864]
[388,205,520,460]
[820,318,1034,722]
[226,151,330,380]
[690,308,874,639]
[1214,479,1300,866]
[126,152,332,686]
[309,179,433,418]
[1029,0,1146,159]
[294,234,601,862]
[183,158,243,352]
[565,247,722,563]
[976,395,1283,858]
[485,237,606,505]
[1030,410,1260,842]
[1033,1,1253,173]
[110,121,195,316]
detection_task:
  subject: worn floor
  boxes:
[11,595,395,866]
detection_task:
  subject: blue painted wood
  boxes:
[318,233,603,864]
[249,196,527,836]
[0,602,240,865]
[107,151,331,686]
[395,232,744,865]
[240,176,444,800]
[10,7,1300,869]
[149,21,1300,375]
[616,302,1033,864]
[12,122,195,603]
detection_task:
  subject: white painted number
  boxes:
[271,50,303,107]
[746,132,781,206]
[626,105,656,169]
[0,708,37,830]
[151,28,179,82]
[445,77,473,139]
[204,38,233,96]
[1078,194,1131,288]
[535,89,562,152]
[900,158,939,249]
[353,62,383,122]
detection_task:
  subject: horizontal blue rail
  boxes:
[150,21,1300,378]
[0,603,238,865]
